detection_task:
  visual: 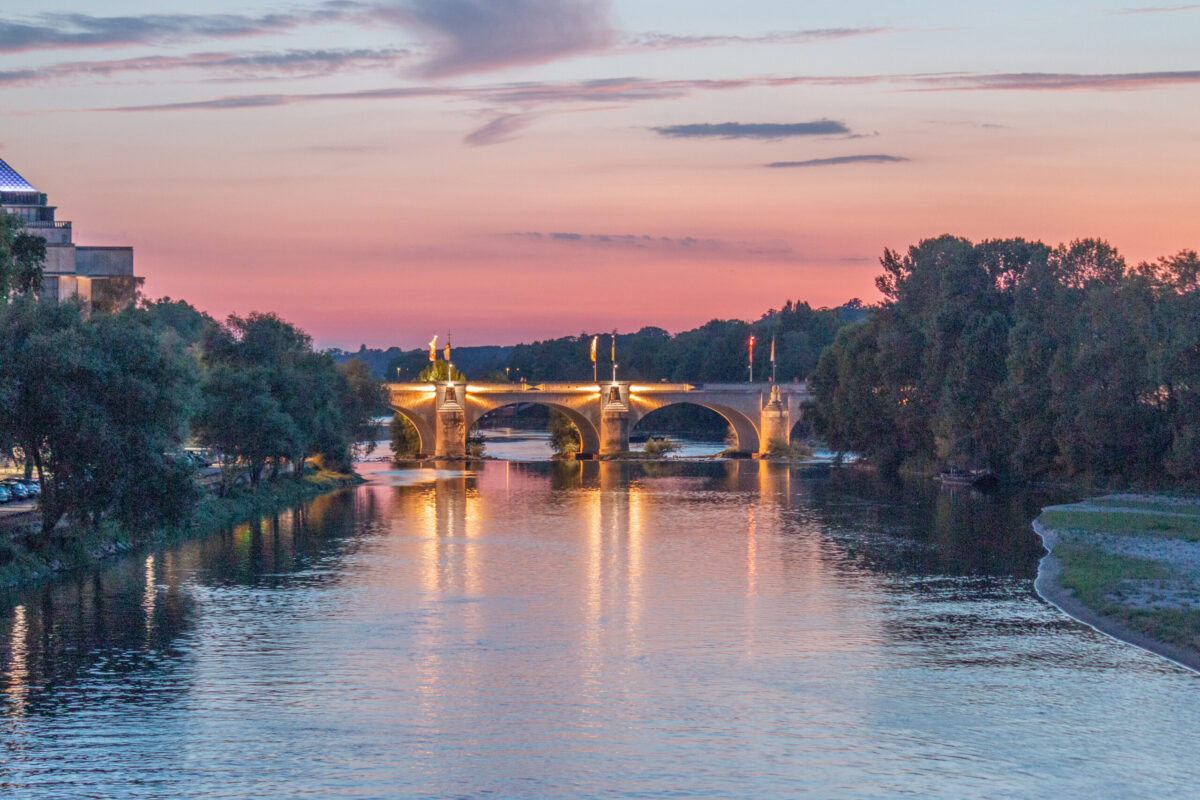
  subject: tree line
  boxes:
[809,235,1200,484]
[0,216,381,542]
[335,300,867,386]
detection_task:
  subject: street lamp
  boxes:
[748,335,755,383]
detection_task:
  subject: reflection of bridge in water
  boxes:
[387,381,810,458]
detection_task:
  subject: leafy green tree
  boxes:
[0,214,46,299]
[0,297,196,540]
[141,296,217,348]
[339,358,387,453]
[390,413,422,459]
[1150,253,1200,480]
[548,409,581,457]
[194,364,300,487]
[197,312,357,484]
[808,318,896,463]
[419,360,466,381]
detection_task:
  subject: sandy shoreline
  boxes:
[1033,520,1200,674]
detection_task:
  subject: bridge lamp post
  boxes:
[748,335,755,383]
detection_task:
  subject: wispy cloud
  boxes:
[913,70,1200,91]
[766,154,910,168]
[507,231,796,259]
[1111,4,1200,13]
[0,49,408,86]
[463,112,537,145]
[96,68,1200,118]
[119,94,292,111]
[99,75,858,113]
[0,4,359,54]
[375,0,615,78]
[653,121,851,139]
[626,27,890,51]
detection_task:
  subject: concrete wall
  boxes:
[24,222,72,245]
[42,244,76,275]
[76,247,134,277]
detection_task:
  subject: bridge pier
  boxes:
[435,381,468,458]
[599,383,630,455]
[758,385,790,455]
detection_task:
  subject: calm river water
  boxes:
[1,458,1197,798]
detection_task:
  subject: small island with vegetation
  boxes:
[1035,497,1200,671]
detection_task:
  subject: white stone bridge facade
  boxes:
[387,381,811,457]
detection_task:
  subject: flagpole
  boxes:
[749,335,755,383]
[771,336,777,383]
[611,330,617,383]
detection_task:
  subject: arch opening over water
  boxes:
[630,403,733,456]
[468,400,601,456]
[630,399,760,454]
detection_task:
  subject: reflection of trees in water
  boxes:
[0,488,385,719]
[0,557,195,718]
[184,489,378,589]
[781,467,1060,581]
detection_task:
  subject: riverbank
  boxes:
[1034,496,1200,673]
[0,469,359,592]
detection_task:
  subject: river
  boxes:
[1,455,1197,798]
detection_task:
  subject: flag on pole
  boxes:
[611,330,616,362]
[749,335,755,364]
[770,336,775,363]
[428,335,437,362]
[590,335,598,362]
[444,340,451,362]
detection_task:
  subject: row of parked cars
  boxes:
[0,478,41,504]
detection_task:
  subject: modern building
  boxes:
[0,157,141,309]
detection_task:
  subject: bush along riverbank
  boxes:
[0,469,359,592]
[1034,495,1200,672]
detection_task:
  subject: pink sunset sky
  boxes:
[1,0,1198,348]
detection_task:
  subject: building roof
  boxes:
[0,158,38,193]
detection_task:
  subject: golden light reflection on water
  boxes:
[583,469,602,695]
[4,605,28,719]
[142,555,156,640]
[746,504,757,661]
[626,481,645,661]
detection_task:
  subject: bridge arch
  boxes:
[466,400,601,455]
[631,400,760,453]
[389,406,437,456]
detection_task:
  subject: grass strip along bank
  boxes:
[0,469,358,591]
[1035,496,1200,671]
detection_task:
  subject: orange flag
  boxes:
[590,335,598,363]
[428,335,437,362]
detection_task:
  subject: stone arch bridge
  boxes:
[387,381,810,457]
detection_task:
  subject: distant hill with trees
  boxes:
[331,299,869,385]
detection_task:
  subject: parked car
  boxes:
[0,486,11,503]
[2,480,29,500]
[18,479,40,496]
